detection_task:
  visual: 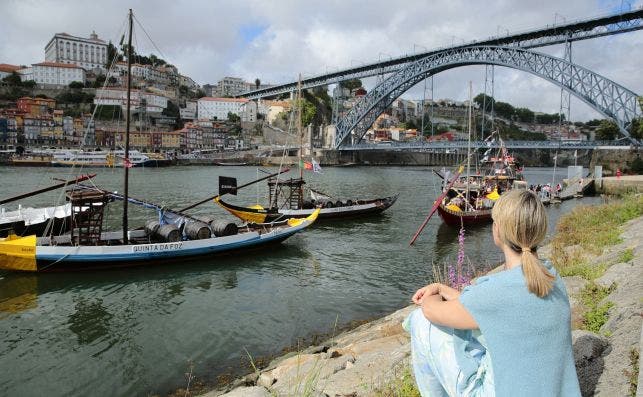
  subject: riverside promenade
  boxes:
[202,207,643,396]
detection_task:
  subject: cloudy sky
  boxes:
[1,0,641,121]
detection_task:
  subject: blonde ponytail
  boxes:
[521,250,555,298]
[492,190,554,297]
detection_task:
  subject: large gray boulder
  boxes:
[572,330,609,397]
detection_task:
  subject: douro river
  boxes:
[0,165,597,396]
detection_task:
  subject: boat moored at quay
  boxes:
[7,150,172,167]
[51,150,150,167]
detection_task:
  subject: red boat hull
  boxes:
[437,204,492,226]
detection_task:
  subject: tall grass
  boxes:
[578,282,616,333]
[551,194,643,272]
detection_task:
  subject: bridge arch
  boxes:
[334,46,641,148]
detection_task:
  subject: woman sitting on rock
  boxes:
[404,190,580,396]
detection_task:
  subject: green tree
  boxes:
[494,101,515,119]
[499,121,547,140]
[93,74,106,88]
[68,81,84,89]
[254,78,261,90]
[22,80,36,89]
[473,93,495,109]
[628,118,642,140]
[586,119,602,127]
[2,72,22,86]
[106,41,122,66]
[296,98,317,127]
[163,101,180,118]
[339,78,362,91]
[227,112,241,123]
[514,107,534,123]
[178,85,189,97]
[595,120,620,140]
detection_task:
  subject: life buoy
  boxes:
[324,201,334,208]
[346,199,354,206]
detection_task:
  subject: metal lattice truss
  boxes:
[242,9,642,99]
[334,46,641,148]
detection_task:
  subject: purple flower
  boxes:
[456,226,466,289]
[447,263,457,288]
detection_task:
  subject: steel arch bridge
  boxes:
[334,45,641,148]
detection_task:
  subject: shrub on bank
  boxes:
[551,194,643,271]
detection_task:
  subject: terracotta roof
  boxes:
[32,62,83,69]
[199,97,249,103]
[0,64,22,73]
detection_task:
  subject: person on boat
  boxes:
[404,190,580,396]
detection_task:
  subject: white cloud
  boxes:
[0,0,640,121]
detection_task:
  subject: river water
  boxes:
[0,165,599,396]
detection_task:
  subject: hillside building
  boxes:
[0,64,22,80]
[197,97,256,122]
[45,32,108,73]
[19,62,86,87]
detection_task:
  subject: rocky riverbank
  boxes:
[201,208,642,397]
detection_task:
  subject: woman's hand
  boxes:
[438,284,461,301]
[412,283,444,304]
[412,283,461,304]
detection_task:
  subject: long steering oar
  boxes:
[0,174,96,205]
[409,165,464,246]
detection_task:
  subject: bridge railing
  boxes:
[239,9,642,99]
[337,140,632,151]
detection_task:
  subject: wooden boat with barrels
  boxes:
[0,10,319,272]
[214,75,396,223]
[436,138,526,226]
[0,204,318,272]
[215,176,397,223]
[434,85,525,227]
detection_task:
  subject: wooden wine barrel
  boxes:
[184,221,211,240]
[156,224,181,242]
[145,220,160,235]
[196,216,215,225]
[212,220,238,237]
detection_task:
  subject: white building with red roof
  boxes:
[0,64,22,80]
[197,97,256,122]
[21,62,85,86]
[45,31,107,72]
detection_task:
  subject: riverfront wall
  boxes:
[1,147,640,170]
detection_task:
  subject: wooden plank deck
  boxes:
[539,177,594,205]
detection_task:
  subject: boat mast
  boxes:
[297,74,303,181]
[122,9,133,244]
[465,81,472,207]
[297,74,304,208]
